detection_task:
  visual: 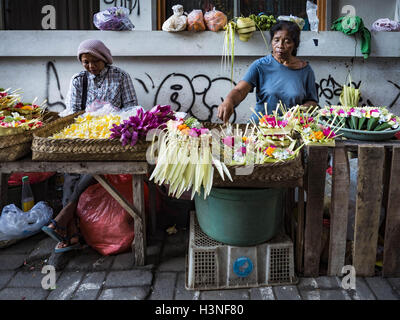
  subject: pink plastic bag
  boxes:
[76,174,149,256]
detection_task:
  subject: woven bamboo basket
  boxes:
[0,112,59,161]
[212,152,304,187]
[31,112,151,161]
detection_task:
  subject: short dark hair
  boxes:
[270,20,301,56]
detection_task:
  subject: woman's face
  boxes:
[271,29,295,59]
[80,53,106,75]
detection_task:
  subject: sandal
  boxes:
[54,233,83,253]
[42,219,66,242]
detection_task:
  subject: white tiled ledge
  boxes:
[0,30,399,58]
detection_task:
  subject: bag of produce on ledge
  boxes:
[204,8,227,32]
[94,6,135,31]
[162,4,187,32]
[187,9,206,32]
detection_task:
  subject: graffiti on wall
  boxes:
[44,62,400,121]
[103,0,140,15]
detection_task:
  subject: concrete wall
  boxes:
[0,30,399,123]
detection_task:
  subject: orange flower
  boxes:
[242,136,247,142]
[178,124,188,131]
[266,146,276,157]
[312,131,324,140]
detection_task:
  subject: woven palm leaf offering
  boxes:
[149,116,233,200]
[291,105,342,147]
[0,87,22,112]
[248,103,303,163]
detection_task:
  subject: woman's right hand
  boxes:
[217,81,252,123]
[217,100,235,123]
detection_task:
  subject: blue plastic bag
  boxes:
[93,7,135,31]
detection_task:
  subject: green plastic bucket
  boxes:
[194,187,285,246]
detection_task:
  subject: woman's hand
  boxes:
[217,81,252,123]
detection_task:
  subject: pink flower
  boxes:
[239,146,246,154]
[200,128,209,135]
[323,127,335,138]
[222,136,234,147]
[189,128,199,137]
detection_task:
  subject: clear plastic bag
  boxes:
[306,1,319,32]
[93,7,135,31]
[277,15,305,30]
[84,100,143,119]
[204,8,227,32]
[0,201,53,241]
[162,5,187,32]
[187,9,206,32]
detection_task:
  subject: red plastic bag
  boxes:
[8,172,55,186]
[76,174,149,256]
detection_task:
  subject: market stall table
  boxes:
[0,157,154,266]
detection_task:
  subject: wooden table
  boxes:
[0,158,154,266]
[302,139,400,277]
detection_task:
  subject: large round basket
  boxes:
[212,153,304,188]
[31,112,151,161]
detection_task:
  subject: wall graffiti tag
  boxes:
[103,0,140,15]
[316,74,375,106]
[45,61,66,110]
[44,62,399,119]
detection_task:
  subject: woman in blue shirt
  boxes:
[218,20,318,123]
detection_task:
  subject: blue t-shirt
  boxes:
[242,54,318,123]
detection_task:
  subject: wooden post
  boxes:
[148,180,157,236]
[353,146,385,276]
[132,174,146,267]
[0,173,9,208]
[296,186,305,274]
[304,146,329,276]
[328,146,350,276]
[383,146,400,276]
[317,0,327,31]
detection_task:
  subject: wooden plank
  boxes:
[92,174,141,222]
[304,146,329,276]
[0,161,148,175]
[296,186,305,274]
[353,146,385,276]
[132,174,146,266]
[328,147,350,276]
[383,146,400,276]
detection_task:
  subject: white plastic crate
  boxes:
[186,211,297,290]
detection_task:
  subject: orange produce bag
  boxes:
[187,10,206,32]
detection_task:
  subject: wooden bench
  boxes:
[300,140,400,277]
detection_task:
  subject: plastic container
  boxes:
[21,176,34,212]
[194,187,285,246]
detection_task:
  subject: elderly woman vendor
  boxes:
[218,20,318,123]
[42,39,138,253]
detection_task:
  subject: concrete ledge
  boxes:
[1,30,399,58]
